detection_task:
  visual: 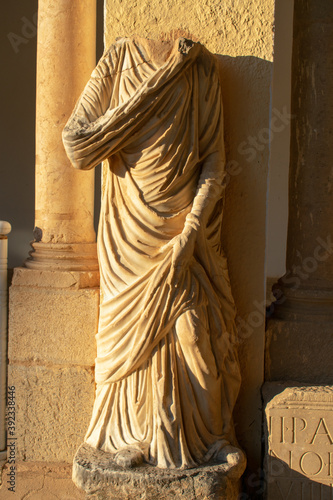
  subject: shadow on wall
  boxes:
[217,54,273,310]
[216,53,273,496]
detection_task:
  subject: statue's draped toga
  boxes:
[63,37,241,469]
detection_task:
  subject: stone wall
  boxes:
[103,0,275,481]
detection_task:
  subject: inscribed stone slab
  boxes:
[264,383,333,499]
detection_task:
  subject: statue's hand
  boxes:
[168,225,196,287]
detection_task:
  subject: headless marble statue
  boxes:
[63,36,243,471]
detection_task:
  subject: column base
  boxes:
[26,241,99,271]
[271,281,333,320]
[73,443,246,499]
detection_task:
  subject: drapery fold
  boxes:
[63,37,241,469]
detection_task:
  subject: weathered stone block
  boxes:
[11,267,100,289]
[72,443,245,500]
[8,365,95,463]
[263,383,333,499]
[265,317,333,384]
[9,280,99,366]
[7,268,99,467]
[0,462,85,499]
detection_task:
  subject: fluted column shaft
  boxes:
[26,0,98,271]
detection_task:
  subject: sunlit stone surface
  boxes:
[63,37,245,497]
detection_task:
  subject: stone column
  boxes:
[26,0,98,271]
[277,0,333,314]
[265,4,333,497]
[7,2,99,494]
[266,0,333,383]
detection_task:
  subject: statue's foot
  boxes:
[216,444,246,468]
[114,447,144,468]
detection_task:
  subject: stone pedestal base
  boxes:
[73,443,246,499]
[8,267,99,462]
[265,316,333,384]
[263,383,333,499]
